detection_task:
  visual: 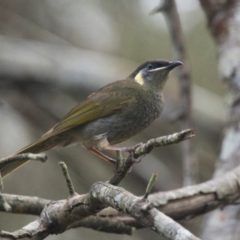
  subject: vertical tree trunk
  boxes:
[200,1,240,239]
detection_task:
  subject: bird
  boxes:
[0,60,182,177]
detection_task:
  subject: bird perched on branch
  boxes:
[0,60,182,177]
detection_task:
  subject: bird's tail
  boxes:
[0,137,55,177]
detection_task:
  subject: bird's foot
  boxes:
[104,142,143,153]
[88,147,116,165]
[88,143,143,174]
[104,143,143,164]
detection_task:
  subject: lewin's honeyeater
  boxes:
[0,60,182,177]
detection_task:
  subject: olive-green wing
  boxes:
[42,91,130,139]
[0,90,131,177]
[1,79,139,177]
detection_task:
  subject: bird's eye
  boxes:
[147,64,154,70]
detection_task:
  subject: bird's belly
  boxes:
[106,113,156,144]
[78,103,163,147]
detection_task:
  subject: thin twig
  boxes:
[115,150,124,172]
[59,161,76,197]
[143,172,158,201]
[134,129,195,158]
[151,0,198,186]
[0,153,47,165]
[109,129,195,185]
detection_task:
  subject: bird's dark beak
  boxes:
[166,61,183,70]
[148,61,182,72]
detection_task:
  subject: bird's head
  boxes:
[129,60,182,90]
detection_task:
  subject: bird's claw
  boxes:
[131,157,142,163]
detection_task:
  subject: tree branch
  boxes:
[0,153,47,166]
[109,129,195,186]
[151,0,197,186]
[0,129,197,239]
[1,161,240,237]
[0,181,200,240]
[90,182,200,240]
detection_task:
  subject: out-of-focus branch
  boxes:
[0,4,69,45]
[151,0,197,186]
[0,35,136,89]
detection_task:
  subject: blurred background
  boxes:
[0,0,225,239]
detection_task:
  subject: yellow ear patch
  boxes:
[134,71,144,85]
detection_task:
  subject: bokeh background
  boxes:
[0,0,225,239]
